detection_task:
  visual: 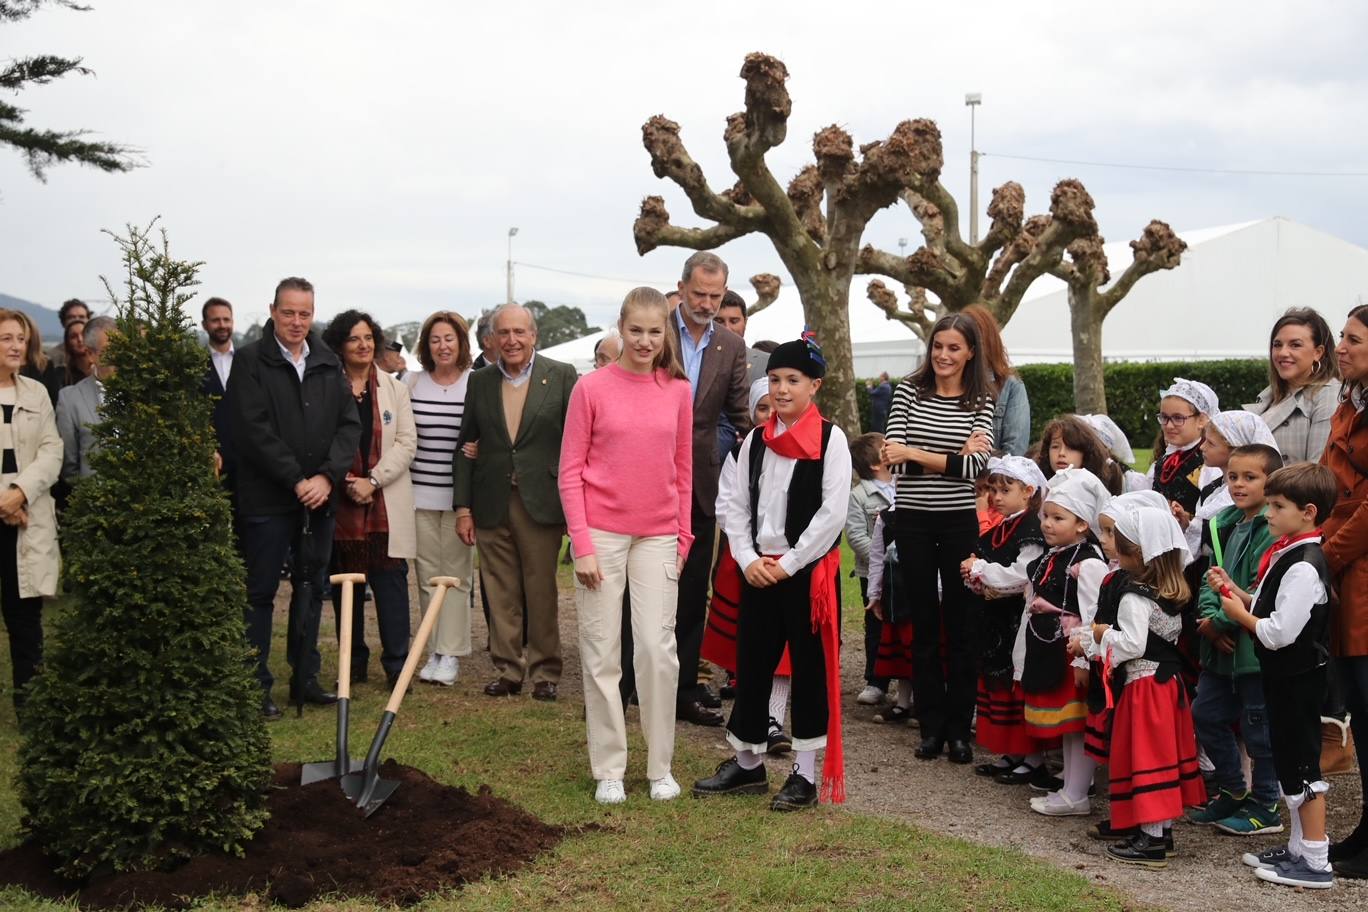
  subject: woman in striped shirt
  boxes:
[405,311,476,686]
[881,312,996,764]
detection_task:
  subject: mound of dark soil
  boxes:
[0,761,565,908]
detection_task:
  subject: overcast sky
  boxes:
[4,0,1368,335]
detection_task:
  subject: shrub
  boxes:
[18,223,271,878]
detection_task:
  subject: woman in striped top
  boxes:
[405,311,476,686]
[881,312,996,764]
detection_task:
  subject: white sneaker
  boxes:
[1030,791,1092,817]
[595,779,627,804]
[417,653,443,683]
[856,685,885,706]
[649,774,681,801]
[431,655,459,686]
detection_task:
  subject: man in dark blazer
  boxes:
[200,297,236,491]
[672,252,750,725]
[454,303,577,701]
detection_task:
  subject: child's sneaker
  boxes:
[1187,788,1246,825]
[1105,832,1168,868]
[1213,797,1284,836]
[856,685,885,705]
[1242,846,1292,869]
[1255,857,1334,889]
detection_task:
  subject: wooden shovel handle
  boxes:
[328,573,367,700]
[383,576,463,714]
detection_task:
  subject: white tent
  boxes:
[742,217,1368,377]
[538,330,606,373]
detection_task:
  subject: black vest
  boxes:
[1152,444,1205,514]
[746,420,838,558]
[1021,541,1104,693]
[1089,573,1184,707]
[1251,542,1332,676]
[974,512,1046,685]
[877,507,914,625]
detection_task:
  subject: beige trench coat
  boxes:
[369,370,418,560]
[9,375,63,598]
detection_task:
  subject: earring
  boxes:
[1313,359,1321,374]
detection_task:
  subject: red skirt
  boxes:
[1108,675,1207,829]
[1022,671,1088,738]
[701,542,789,676]
[975,679,1049,756]
[873,620,914,680]
[1083,708,1112,764]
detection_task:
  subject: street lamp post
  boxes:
[898,237,908,259]
[506,226,519,305]
[965,93,982,245]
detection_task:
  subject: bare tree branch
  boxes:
[633,196,752,255]
[1096,220,1187,318]
[866,279,934,339]
[748,273,781,316]
[642,115,764,230]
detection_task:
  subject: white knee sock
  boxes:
[769,675,790,727]
[1140,821,1166,838]
[795,749,816,784]
[896,679,912,709]
[1061,734,1096,803]
[1302,838,1330,872]
[736,749,763,770]
[1284,790,1305,859]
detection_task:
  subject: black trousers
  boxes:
[895,508,980,742]
[1264,666,1327,795]
[1,523,43,707]
[331,561,411,679]
[726,569,828,748]
[859,575,888,688]
[674,504,715,704]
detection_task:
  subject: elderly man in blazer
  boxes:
[454,303,577,701]
[671,252,751,726]
[56,316,117,483]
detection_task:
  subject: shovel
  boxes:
[301,573,367,785]
[342,575,461,816]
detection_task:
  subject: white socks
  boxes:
[736,749,763,770]
[1141,821,1166,838]
[769,676,790,727]
[1061,734,1096,803]
[895,679,912,710]
[1285,785,1333,871]
[1303,838,1330,872]
[795,749,816,784]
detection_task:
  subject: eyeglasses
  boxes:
[1156,412,1196,427]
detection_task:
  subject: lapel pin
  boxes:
[541,378,548,385]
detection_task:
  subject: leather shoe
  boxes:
[677,700,724,726]
[692,757,767,797]
[697,685,722,709]
[914,737,944,760]
[947,739,973,764]
[532,681,558,702]
[483,678,523,697]
[290,680,338,706]
[771,770,818,812]
[261,696,282,721]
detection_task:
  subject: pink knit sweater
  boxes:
[558,364,694,559]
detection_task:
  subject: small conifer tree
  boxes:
[18,221,271,877]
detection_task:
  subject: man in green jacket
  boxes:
[1190,445,1281,836]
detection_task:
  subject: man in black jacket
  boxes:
[228,277,361,719]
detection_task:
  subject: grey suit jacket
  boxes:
[56,374,101,482]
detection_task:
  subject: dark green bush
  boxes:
[18,224,271,878]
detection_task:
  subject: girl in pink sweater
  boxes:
[558,286,693,804]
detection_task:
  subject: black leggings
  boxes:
[1,523,43,707]
[895,508,980,742]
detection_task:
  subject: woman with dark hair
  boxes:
[322,310,417,689]
[62,320,91,387]
[964,304,1030,456]
[881,312,995,763]
[405,311,477,685]
[1246,307,1341,464]
[1319,303,1368,878]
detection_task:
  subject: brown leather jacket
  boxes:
[1319,396,1368,656]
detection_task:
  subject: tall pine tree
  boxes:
[18,221,270,877]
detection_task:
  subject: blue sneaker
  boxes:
[1255,856,1334,889]
[1213,797,1285,836]
[1187,788,1246,825]
[1241,846,1291,869]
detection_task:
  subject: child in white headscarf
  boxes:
[1193,411,1282,545]
[1148,378,1222,554]
[1080,413,1148,493]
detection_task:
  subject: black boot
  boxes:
[1330,808,1368,863]
[691,758,768,797]
[1105,832,1168,869]
[290,678,338,706]
[771,769,818,812]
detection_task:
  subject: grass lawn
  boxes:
[0,550,1152,912]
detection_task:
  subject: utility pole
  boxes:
[965,93,982,245]
[506,226,519,305]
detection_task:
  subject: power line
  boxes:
[514,261,673,286]
[982,151,1368,178]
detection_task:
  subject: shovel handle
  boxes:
[329,573,366,701]
[382,576,462,714]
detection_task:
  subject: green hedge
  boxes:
[857,359,1269,449]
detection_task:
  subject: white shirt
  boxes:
[1011,549,1107,679]
[1250,538,1329,651]
[724,416,852,578]
[715,450,739,518]
[210,344,234,390]
[497,352,535,388]
[277,336,308,382]
[1098,593,1158,664]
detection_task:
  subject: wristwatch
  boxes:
[368,474,380,489]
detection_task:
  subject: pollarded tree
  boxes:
[634,53,1100,433]
[18,221,271,877]
[746,272,781,317]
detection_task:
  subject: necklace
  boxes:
[991,513,1025,550]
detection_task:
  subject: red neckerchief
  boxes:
[1157,441,1198,485]
[763,405,822,460]
[1255,528,1322,584]
[990,512,1024,550]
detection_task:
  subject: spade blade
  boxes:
[300,757,363,786]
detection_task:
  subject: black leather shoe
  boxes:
[483,678,523,696]
[1029,765,1065,792]
[1334,847,1368,879]
[692,757,768,797]
[677,700,724,726]
[697,685,722,709]
[719,675,736,700]
[1330,815,1368,862]
[946,740,973,764]
[766,718,792,755]
[291,680,338,706]
[995,763,1043,786]
[914,737,944,760]
[771,770,818,812]
[532,681,558,702]
[262,696,282,721]
[1105,833,1168,869]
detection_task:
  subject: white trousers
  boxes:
[414,509,475,656]
[578,529,679,781]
